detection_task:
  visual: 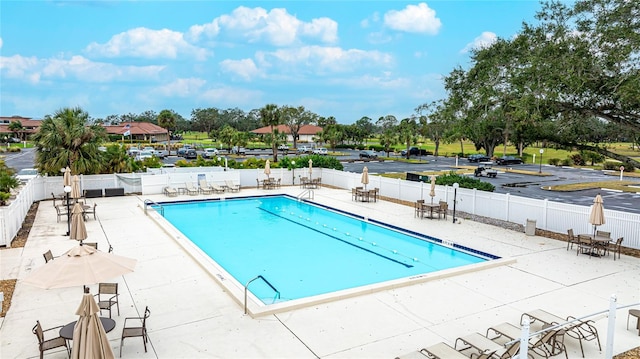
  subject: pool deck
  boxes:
[1,186,639,358]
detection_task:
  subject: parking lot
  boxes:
[4,147,639,214]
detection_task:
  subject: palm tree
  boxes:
[157,109,176,155]
[260,104,281,162]
[32,107,106,175]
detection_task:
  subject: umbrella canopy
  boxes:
[308,159,313,177]
[589,194,606,235]
[71,175,82,200]
[63,166,72,187]
[72,292,115,359]
[429,175,437,203]
[361,167,369,190]
[264,160,271,178]
[70,203,88,242]
[23,245,136,289]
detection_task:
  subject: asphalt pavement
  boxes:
[4,147,639,214]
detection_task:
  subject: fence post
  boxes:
[542,199,549,230]
[520,315,530,359]
[505,193,510,222]
[605,294,617,359]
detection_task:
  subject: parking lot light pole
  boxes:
[452,182,459,223]
[539,149,544,173]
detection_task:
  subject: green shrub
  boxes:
[548,158,561,166]
[569,153,585,166]
[434,172,495,192]
[603,161,622,170]
[561,158,573,166]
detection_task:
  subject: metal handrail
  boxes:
[244,275,280,314]
[297,189,314,200]
[143,199,164,216]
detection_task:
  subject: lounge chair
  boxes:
[224,180,240,192]
[198,179,213,194]
[528,325,568,359]
[163,186,178,197]
[455,332,503,357]
[185,182,199,195]
[522,309,600,358]
[211,182,226,193]
[422,342,479,358]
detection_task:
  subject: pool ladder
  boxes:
[143,199,164,217]
[244,275,280,314]
[298,189,314,200]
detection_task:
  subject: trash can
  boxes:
[525,219,536,236]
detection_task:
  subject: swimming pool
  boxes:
[152,195,504,315]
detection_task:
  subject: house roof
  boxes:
[251,124,323,135]
[0,116,42,134]
[103,122,168,135]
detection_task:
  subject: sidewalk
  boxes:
[1,187,638,358]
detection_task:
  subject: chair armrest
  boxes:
[42,325,65,339]
[123,316,144,326]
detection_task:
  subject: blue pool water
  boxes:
[157,196,491,304]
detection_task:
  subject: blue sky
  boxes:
[1,1,543,124]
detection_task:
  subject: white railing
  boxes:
[1,168,638,249]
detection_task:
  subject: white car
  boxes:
[16,168,40,182]
[136,150,154,161]
[202,148,219,158]
[313,148,328,155]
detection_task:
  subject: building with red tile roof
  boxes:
[251,124,323,143]
[103,122,169,142]
[0,116,42,140]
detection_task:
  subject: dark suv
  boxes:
[467,154,491,162]
[359,150,378,159]
[495,156,523,165]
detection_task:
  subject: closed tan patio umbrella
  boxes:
[70,202,88,243]
[72,290,115,359]
[23,245,136,289]
[264,160,271,178]
[429,175,436,204]
[589,193,605,236]
[71,175,82,200]
[361,167,369,190]
[308,159,313,178]
[63,166,72,187]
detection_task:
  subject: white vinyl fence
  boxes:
[1,168,638,250]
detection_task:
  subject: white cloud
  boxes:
[85,27,209,60]
[259,46,393,74]
[0,54,165,83]
[219,58,261,81]
[199,86,262,105]
[384,3,441,35]
[188,6,338,46]
[460,32,497,53]
[154,78,207,97]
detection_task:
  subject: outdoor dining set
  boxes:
[414,199,448,220]
[567,228,624,259]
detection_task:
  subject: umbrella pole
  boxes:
[66,192,71,236]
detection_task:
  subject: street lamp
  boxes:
[64,185,72,236]
[291,161,296,185]
[452,182,459,223]
[539,149,544,173]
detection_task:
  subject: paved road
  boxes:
[5,148,639,214]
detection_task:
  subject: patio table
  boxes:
[579,234,611,256]
[421,203,440,219]
[59,317,116,340]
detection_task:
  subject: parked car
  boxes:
[297,146,312,154]
[15,168,39,182]
[231,146,246,155]
[278,144,290,151]
[359,150,378,159]
[153,149,168,159]
[177,145,193,157]
[313,148,328,155]
[136,150,154,161]
[496,156,523,165]
[202,148,219,158]
[127,146,140,157]
[400,147,428,156]
[183,149,197,159]
[9,137,21,143]
[467,154,492,162]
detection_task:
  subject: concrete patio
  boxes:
[1,186,638,358]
